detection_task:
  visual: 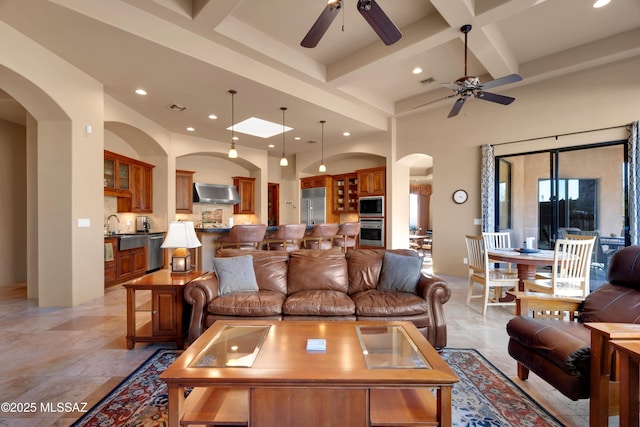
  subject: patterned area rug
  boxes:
[72,348,564,427]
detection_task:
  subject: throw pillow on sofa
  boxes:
[212,255,259,296]
[377,251,422,293]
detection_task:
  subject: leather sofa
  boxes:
[184,248,451,350]
[506,245,640,401]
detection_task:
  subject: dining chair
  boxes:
[332,222,361,253]
[264,223,307,252]
[482,231,513,273]
[523,236,595,298]
[465,235,519,315]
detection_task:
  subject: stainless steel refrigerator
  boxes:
[301,187,326,225]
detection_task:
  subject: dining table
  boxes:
[487,248,557,297]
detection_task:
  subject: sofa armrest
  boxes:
[417,273,451,350]
[184,272,218,344]
[511,291,583,319]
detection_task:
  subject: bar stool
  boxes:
[265,224,307,251]
[217,224,267,252]
[333,222,361,253]
[302,223,339,250]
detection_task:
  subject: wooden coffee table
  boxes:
[161,320,459,427]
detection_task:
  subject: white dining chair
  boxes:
[523,236,595,298]
[482,231,513,272]
[465,235,518,315]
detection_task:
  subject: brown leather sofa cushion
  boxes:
[217,249,288,295]
[346,249,384,294]
[607,245,640,288]
[579,282,640,323]
[283,290,355,316]
[208,290,285,316]
[506,316,591,376]
[352,289,429,316]
[287,250,348,294]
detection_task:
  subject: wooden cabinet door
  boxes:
[357,171,372,195]
[371,169,385,195]
[233,177,255,214]
[357,167,385,196]
[117,247,147,281]
[152,289,179,336]
[176,170,195,213]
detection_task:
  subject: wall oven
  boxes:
[359,218,384,248]
[358,196,384,217]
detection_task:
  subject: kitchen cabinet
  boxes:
[103,151,131,198]
[233,176,255,214]
[357,167,385,196]
[301,175,330,189]
[116,246,147,283]
[332,173,358,214]
[104,150,154,213]
[176,170,195,213]
[104,237,118,286]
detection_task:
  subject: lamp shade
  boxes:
[161,221,202,249]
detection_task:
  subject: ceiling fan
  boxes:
[301,0,402,48]
[416,24,522,118]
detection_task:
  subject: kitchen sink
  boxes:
[118,234,148,250]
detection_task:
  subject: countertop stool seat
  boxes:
[217,224,267,253]
[333,222,361,253]
[265,223,307,251]
[302,223,340,250]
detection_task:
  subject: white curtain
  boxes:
[628,121,640,245]
[480,144,495,233]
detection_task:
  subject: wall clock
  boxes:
[453,189,468,204]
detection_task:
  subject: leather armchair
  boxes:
[506,245,640,422]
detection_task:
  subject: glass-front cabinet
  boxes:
[104,151,131,197]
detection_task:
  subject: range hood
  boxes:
[193,183,240,204]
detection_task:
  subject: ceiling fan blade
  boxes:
[448,97,467,118]
[440,82,460,90]
[301,0,342,48]
[481,73,522,90]
[357,0,402,46]
[475,91,516,105]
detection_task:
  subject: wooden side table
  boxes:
[123,269,206,349]
[609,340,640,427]
[585,322,640,427]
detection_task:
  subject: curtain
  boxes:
[480,144,495,232]
[628,121,640,245]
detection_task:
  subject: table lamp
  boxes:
[161,221,202,275]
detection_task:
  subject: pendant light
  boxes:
[318,120,327,173]
[228,90,238,159]
[279,107,288,167]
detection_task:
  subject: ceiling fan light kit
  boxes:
[301,0,401,48]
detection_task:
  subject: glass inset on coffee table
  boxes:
[356,325,431,369]
[190,325,270,368]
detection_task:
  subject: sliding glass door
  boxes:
[495,142,627,277]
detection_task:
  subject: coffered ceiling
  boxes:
[0,0,638,156]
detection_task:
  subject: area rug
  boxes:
[72,348,565,427]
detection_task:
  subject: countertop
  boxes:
[195,225,316,233]
[104,231,165,238]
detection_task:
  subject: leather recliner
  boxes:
[506,245,640,401]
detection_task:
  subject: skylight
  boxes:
[227,117,293,139]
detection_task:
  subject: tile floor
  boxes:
[0,257,614,426]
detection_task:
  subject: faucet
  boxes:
[107,214,120,235]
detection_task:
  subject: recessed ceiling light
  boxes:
[593,0,611,7]
[343,131,351,137]
[268,144,275,148]
[227,117,292,138]
[294,136,301,140]
[186,127,195,132]
[134,89,147,95]
[412,67,423,75]
[208,114,217,120]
